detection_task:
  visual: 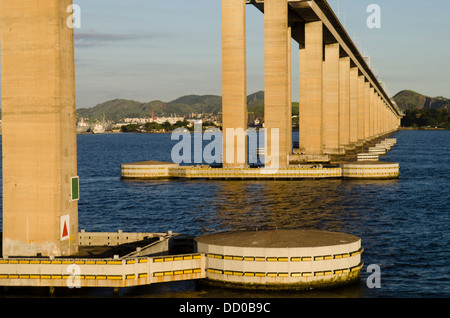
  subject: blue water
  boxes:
[1,130,449,298]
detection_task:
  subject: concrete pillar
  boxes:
[372,94,375,136]
[369,87,375,138]
[388,109,391,132]
[387,103,390,132]
[376,94,380,136]
[380,98,383,133]
[384,103,388,134]
[377,94,380,135]
[381,98,385,134]
[349,67,359,145]
[392,109,396,131]
[393,109,396,131]
[1,0,79,256]
[299,21,323,155]
[222,0,247,167]
[379,100,382,134]
[264,0,290,167]
[387,104,390,132]
[298,44,306,152]
[339,57,350,150]
[357,75,366,143]
[287,24,292,158]
[384,100,388,134]
[323,43,340,154]
[389,106,392,132]
[364,82,370,140]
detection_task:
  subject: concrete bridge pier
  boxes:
[297,20,328,162]
[338,56,351,153]
[0,0,79,257]
[264,0,291,168]
[348,67,359,149]
[222,0,248,168]
[226,0,404,164]
[323,43,342,155]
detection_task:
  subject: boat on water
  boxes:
[92,123,105,134]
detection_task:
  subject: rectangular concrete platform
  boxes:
[121,162,342,180]
[0,231,205,288]
[121,134,400,181]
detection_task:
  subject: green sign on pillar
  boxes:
[71,176,79,201]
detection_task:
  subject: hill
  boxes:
[392,90,450,111]
[77,92,266,122]
[76,89,449,128]
[393,91,450,129]
[76,95,222,122]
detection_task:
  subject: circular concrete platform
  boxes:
[340,161,399,179]
[195,229,363,291]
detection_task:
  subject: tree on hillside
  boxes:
[121,124,140,132]
[401,108,449,128]
[143,122,163,132]
[162,121,172,131]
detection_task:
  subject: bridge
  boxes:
[0,0,398,291]
[223,0,402,167]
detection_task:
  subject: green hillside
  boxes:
[392,90,450,128]
[75,90,303,123]
[77,99,148,122]
[166,94,222,115]
[77,92,266,122]
[76,89,449,129]
[76,95,222,122]
[393,90,450,110]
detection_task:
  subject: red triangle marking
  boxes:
[62,221,68,237]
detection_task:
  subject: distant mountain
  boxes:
[76,95,222,122]
[393,90,450,111]
[77,92,266,121]
[167,94,222,115]
[76,89,449,122]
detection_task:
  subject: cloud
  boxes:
[74,30,153,48]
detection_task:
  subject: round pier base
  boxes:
[195,229,363,291]
[341,162,399,179]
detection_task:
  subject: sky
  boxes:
[2,0,450,109]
